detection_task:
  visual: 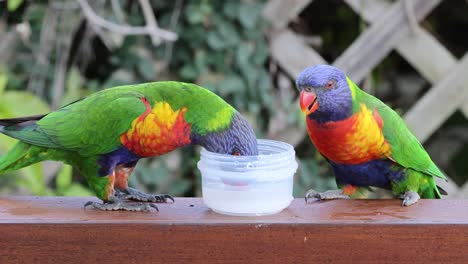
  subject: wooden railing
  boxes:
[1,196,468,263]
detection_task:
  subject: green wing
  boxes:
[354,86,446,180]
[3,90,146,156]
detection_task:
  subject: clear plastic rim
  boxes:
[199,139,295,161]
[198,139,297,175]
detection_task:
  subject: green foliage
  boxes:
[165,0,271,121]
[55,165,94,196]
[294,159,336,197]
[7,0,23,12]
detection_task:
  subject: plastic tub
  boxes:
[197,139,298,216]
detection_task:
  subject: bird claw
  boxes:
[305,189,350,203]
[84,201,95,208]
[115,187,174,203]
[400,190,420,207]
[84,199,159,212]
[305,189,321,202]
[148,203,160,212]
[154,194,175,203]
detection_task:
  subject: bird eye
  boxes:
[325,80,334,89]
[304,86,313,92]
[232,148,241,156]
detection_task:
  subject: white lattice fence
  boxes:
[263,0,468,197]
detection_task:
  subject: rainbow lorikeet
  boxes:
[296,65,447,206]
[0,82,258,211]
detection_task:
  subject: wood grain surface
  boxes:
[1,197,468,263]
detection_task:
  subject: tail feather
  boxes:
[430,180,447,199]
[0,116,54,174]
[437,185,448,196]
[0,115,45,126]
[0,142,42,173]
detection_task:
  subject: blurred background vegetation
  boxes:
[0,0,467,198]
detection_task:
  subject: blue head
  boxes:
[191,112,259,156]
[296,65,353,123]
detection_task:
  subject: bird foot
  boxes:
[84,197,159,212]
[399,190,420,207]
[115,187,174,203]
[305,189,350,202]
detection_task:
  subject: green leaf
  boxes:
[247,102,260,114]
[146,165,169,185]
[179,64,198,80]
[219,75,245,96]
[198,81,217,93]
[7,0,23,12]
[62,183,94,196]
[194,50,208,74]
[217,20,241,46]
[180,26,206,47]
[24,3,45,21]
[56,165,72,192]
[66,67,81,93]
[61,67,85,106]
[240,64,258,88]
[0,91,49,118]
[199,2,213,15]
[235,43,253,68]
[222,1,239,19]
[138,58,156,80]
[0,68,7,95]
[168,178,191,195]
[257,70,271,92]
[238,3,262,29]
[16,164,48,195]
[172,45,192,62]
[252,41,269,65]
[210,51,230,72]
[185,3,208,25]
[206,31,226,50]
[299,160,318,186]
[232,94,246,110]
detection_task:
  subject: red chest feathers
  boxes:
[306,104,391,164]
[120,101,192,157]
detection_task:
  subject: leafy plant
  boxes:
[7,0,23,12]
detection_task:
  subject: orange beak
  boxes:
[300,90,318,115]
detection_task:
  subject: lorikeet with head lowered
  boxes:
[296,65,447,206]
[0,82,258,211]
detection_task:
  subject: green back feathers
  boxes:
[1,82,236,156]
[346,76,446,180]
[9,91,147,156]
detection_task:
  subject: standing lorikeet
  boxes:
[0,82,258,211]
[296,65,447,206]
